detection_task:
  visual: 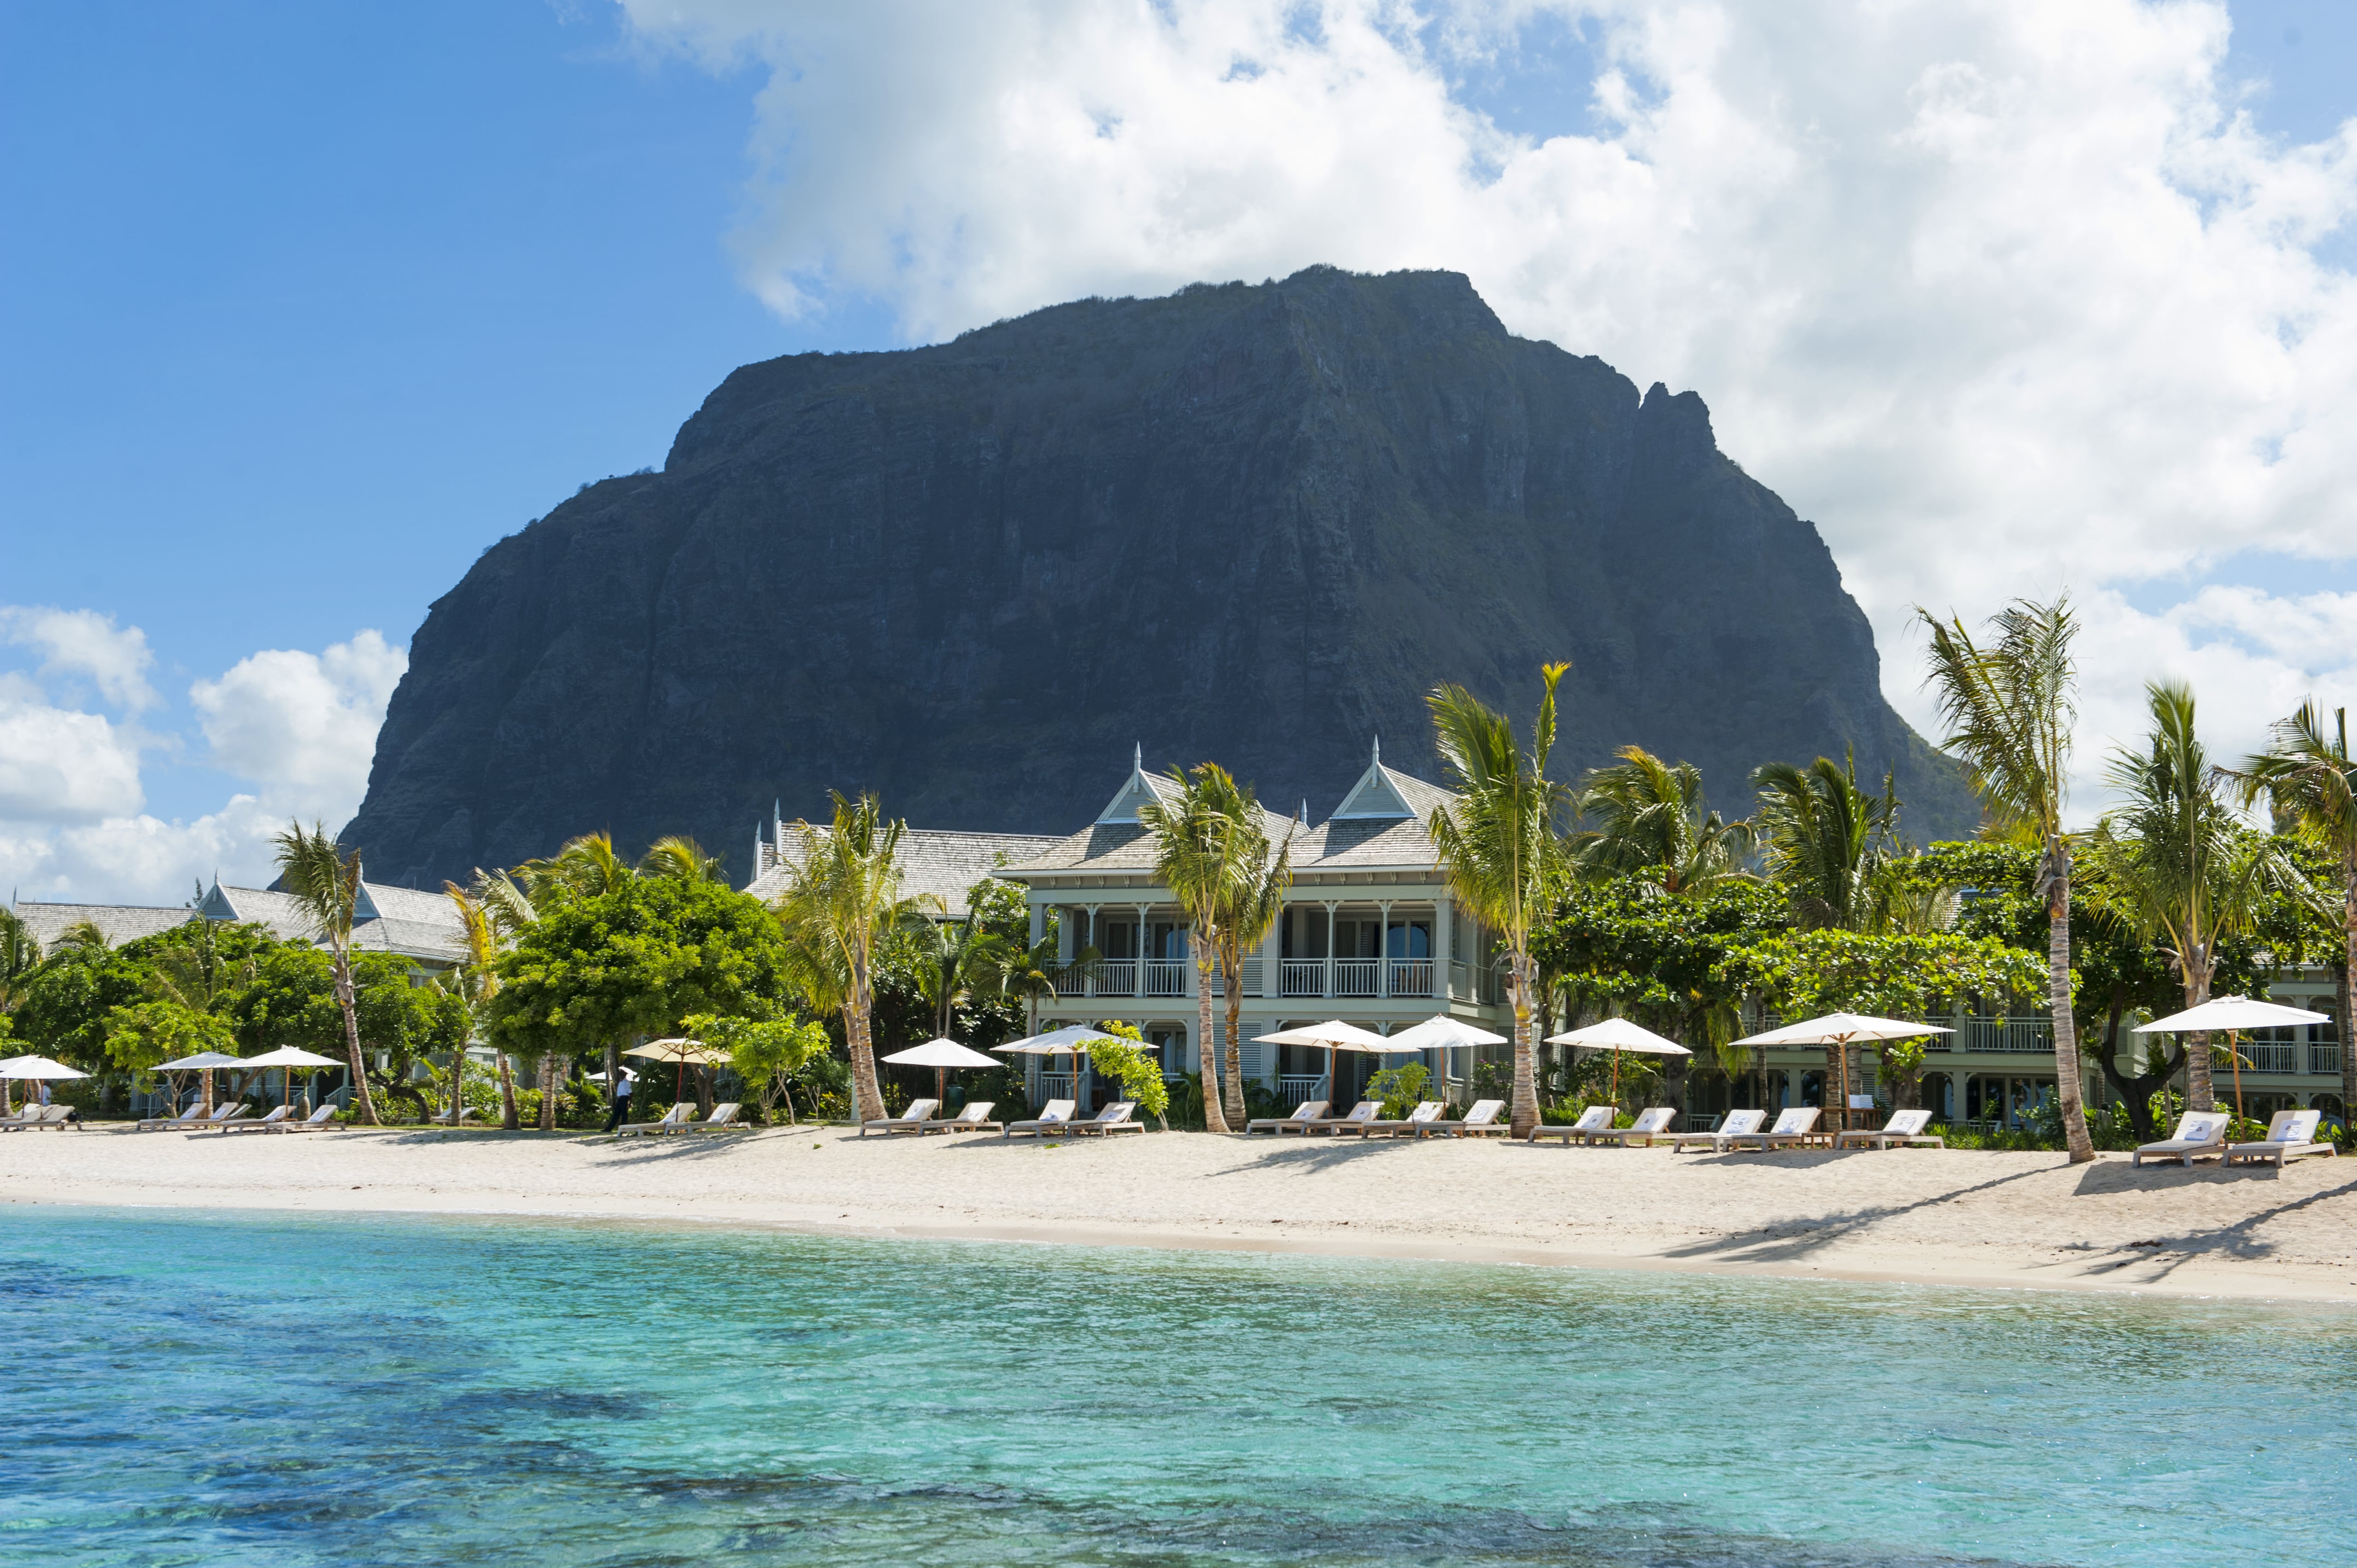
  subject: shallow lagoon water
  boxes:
[2,1206,2350,1566]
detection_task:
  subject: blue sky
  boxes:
[3,0,2355,901]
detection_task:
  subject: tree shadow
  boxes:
[1651,1161,2061,1268]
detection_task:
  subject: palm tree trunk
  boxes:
[334,953,379,1125]
[539,1052,558,1130]
[1509,950,1538,1139]
[847,959,883,1122]
[2340,857,2356,1131]
[1825,1043,1846,1132]
[496,1050,519,1130]
[447,1046,464,1126]
[2045,855,2095,1162]
[2184,956,2216,1112]
[1221,950,1247,1128]
[1194,931,1228,1134]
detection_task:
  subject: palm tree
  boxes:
[514,832,634,905]
[1918,596,2094,1161]
[771,793,936,1120]
[1570,746,1756,896]
[0,907,39,1017]
[2229,701,2357,1121]
[637,835,726,883]
[440,883,517,1128]
[52,919,110,952]
[1426,664,1573,1140]
[1750,754,1900,931]
[464,868,534,1127]
[1138,766,1244,1134]
[2097,682,2314,1112]
[1202,768,1294,1128]
[273,822,378,1125]
[911,907,1018,1039]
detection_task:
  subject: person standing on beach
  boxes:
[603,1068,634,1132]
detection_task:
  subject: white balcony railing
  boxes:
[1142,960,1187,998]
[1387,960,1434,998]
[2243,1042,2298,1075]
[1036,1073,1076,1100]
[1333,959,1380,998]
[1941,1017,2055,1054]
[1047,962,1092,997]
[1281,960,1326,998]
[1277,1074,1329,1105]
[2312,1044,2343,1076]
[1450,960,1470,1000]
[1092,961,1137,998]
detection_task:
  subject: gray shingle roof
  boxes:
[197,882,466,964]
[744,828,1063,915]
[11,901,192,953]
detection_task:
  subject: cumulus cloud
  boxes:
[0,627,405,905]
[620,0,2357,814]
[190,631,407,810]
[0,604,157,712]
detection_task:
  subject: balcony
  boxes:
[1333,959,1380,998]
[1142,960,1188,998]
[1935,1017,2055,1054]
[2312,1044,2343,1076]
[2242,1042,2298,1075]
[1281,960,1325,998]
[1277,1073,1328,1104]
[1388,960,1434,999]
[1091,961,1137,998]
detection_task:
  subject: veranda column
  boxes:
[1137,902,1153,995]
[1324,902,1339,1000]
[1377,901,1393,1000]
[1084,906,1102,998]
[1435,894,1454,1001]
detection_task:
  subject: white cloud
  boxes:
[0,628,405,906]
[0,604,157,712]
[190,631,407,812]
[619,0,2357,810]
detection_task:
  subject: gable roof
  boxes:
[197,881,467,964]
[11,900,192,953]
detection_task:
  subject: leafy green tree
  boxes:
[1138,764,1248,1134]
[1570,746,1756,896]
[637,834,727,883]
[1918,597,2096,1160]
[273,821,379,1124]
[14,942,157,1068]
[491,874,792,1127]
[103,1000,238,1073]
[2229,701,2357,1118]
[0,907,42,1017]
[2096,682,2317,1111]
[683,1010,830,1122]
[1081,1019,1170,1128]
[227,947,465,1119]
[1427,663,1574,1139]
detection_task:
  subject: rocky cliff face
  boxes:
[345,266,1973,887]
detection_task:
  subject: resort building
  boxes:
[11,878,466,968]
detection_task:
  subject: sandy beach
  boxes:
[8,1122,2356,1303]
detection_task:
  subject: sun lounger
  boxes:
[133,1103,213,1132]
[1363,1101,1446,1137]
[0,1105,43,1131]
[1583,1107,1680,1147]
[919,1102,1000,1134]
[279,1103,341,1131]
[204,1105,289,1134]
[225,1101,336,1134]
[857,1098,941,1137]
[1003,1098,1079,1139]
[1527,1105,1615,1144]
[689,1102,745,1131]
[1834,1108,1945,1151]
[1723,1106,1820,1151]
[179,1104,256,1132]
[1418,1098,1509,1137]
[1672,1108,1768,1151]
[1306,1100,1382,1135]
[620,1102,701,1137]
[2,1105,75,1131]
[1070,1100,1144,1137]
[2224,1109,2334,1169]
[1245,1099,1329,1135]
[2132,1110,2231,1168]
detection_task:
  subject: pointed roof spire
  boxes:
[1298,799,1309,825]
[1134,741,1143,772]
[1372,734,1381,766]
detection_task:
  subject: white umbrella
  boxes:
[884,1037,1004,1105]
[0,1055,89,1079]
[1254,1020,1401,1106]
[2135,995,2330,1124]
[995,1024,1121,1054]
[238,1046,342,1112]
[1381,1017,1509,1106]
[1731,1013,1953,1132]
[1546,1017,1691,1107]
[626,1037,729,1101]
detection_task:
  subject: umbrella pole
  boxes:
[937,1066,946,1106]
[2230,1030,2244,1128]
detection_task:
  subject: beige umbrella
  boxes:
[1546,1018,1692,1107]
[1368,1016,1506,1104]
[2135,995,2330,1127]
[156,1049,246,1118]
[1732,1013,1953,1132]
[884,1037,1003,1106]
[994,1024,1120,1107]
[1254,1020,1399,1107]
[0,1055,89,1118]
[626,1037,729,1102]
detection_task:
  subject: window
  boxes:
[1386,922,1431,959]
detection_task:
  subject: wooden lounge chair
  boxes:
[279,1103,342,1131]
[1004,1099,1079,1139]
[0,1105,43,1131]
[1672,1108,1768,1151]
[2224,1109,2335,1169]
[1724,1106,1820,1151]
[134,1103,212,1132]
[1584,1107,1680,1147]
[1070,1100,1144,1137]
[1419,1099,1509,1138]
[857,1098,940,1137]
[620,1102,701,1137]
[1305,1100,1382,1136]
[1834,1108,1945,1150]
[689,1102,745,1131]
[1364,1101,1446,1137]
[1244,1099,1329,1135]
[178,1103,256,1132]
[3,1105,74,1131]
[1527,1105,1615,1145]
[2133,1111,2231,1168]
[919,1102,1000,1134]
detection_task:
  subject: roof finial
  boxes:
[1372,735,1381,766]
[1299,798,1309,824]
[1134,741,1143,772]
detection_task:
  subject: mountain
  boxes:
[343,266,1974,887]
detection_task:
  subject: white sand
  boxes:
[8,1123,2356,1302]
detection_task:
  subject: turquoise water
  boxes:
[2,1208,2350,1566]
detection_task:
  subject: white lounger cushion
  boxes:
[1626,1107,1676,1134]
[1572,1105,1613,1132]
[1766,1107,1818,1137]
[2166,1112,2229,1146]
[1714,1110,1767,1137]
[1462,1100,1505,1125]
[1881,1109,1932,1137]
